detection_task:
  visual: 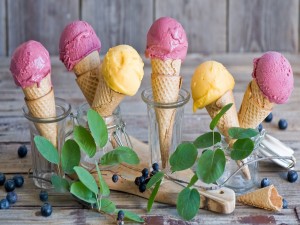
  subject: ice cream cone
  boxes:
[238,79,274,129]
[237,185,282,211]
[73,51,101,106]
[151,59,182,169]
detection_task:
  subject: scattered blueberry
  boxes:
[261,178,271,188]
[139,183,146,193]
[39,190,48,202]
[150,170,157,177]
[152,163,159,172]
[117,210,125,220]
[287,170,298,183]
[145,178,150,184]
[258,123,263,132]
[4,179,15,192]
[282,198,288,209]
[112,174,118,183]
[0,173,6,185]
[134,177,140,186]
[13,175,24,188]
[264,113,273,122]
[18,145,28,158]
[41,203,52,217]
[142,168,149,178]
[278,119,288,130]
[6,191,17,204]
[0,199,9,209]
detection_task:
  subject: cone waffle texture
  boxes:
[92,73,125,117]
[151,67,182,169]
[25,88,57,147]
[73,51,100,106]
[23,75,52,100]
[237,185,283,211]
[238,79,274,129]
[151,59,181,76]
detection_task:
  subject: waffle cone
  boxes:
[73,51,100,106]
[151,72,182,169]
[238,80,274,129]
[237,185,282,211]
[151,59,181,76]
[25,88,57,147]
[23,75,52,100]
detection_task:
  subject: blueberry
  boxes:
[278,119,288,130]
[142,168,149,178]
[0,173,6,185]
[150,170,157,177]
[261,178,271,188]
[152,163,159,172]
[134,177,140,186]
[139,183,146,193]
[258,123,263,132]
[4,179,15,192]
[39,190,48,202]
[145,178,150,184]
[112,174,118,183]
[117,210,125,220]
[13,175,24,188]
[264,113,273,122]
[0,199,9,209]
[18,145,28,158]
[6,191,17,204]
[287,170,298,183]
[41,203,52,217]
[282,198,288,209]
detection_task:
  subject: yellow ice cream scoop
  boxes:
[102,45,144,96]
[191,61,235,112]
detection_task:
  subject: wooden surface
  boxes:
[1,0,300,56]
[0,54,300,224]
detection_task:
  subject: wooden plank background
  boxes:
[0,0,299,56]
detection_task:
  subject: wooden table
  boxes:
[0,54,299,224]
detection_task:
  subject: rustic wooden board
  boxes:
[0,0,6,56]
[229,0,299,52]
[155,0,226,54]
[7,0,79,56]
[81,0,153,54]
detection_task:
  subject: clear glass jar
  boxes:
[23,98,72,189]
[141,88,190,171]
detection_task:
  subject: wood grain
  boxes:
[155,0,226,54]
[7,0,79,56]
[81,0,153,54]
[229,0,299,52]
[0,0,6,56]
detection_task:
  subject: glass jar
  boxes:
[141,88,190,171]
[23,98,72,189]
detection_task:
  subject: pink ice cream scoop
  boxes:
[10,40,51,88]
[145,17,188,61]
[59,20,101,71]
[252,51,294,104]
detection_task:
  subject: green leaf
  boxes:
[187,174,198,188]
[121,210,144,223]
[100,147,139,166]
[70,181,97,204]
[95,163,110,197]
[177,188,200,221]
[147,179,162,212]
[196,149,226,184]
[98,198,116,214]
[230,138,254,160]
[61,139,81,174]
[193,132,221,148]
[87,109,108,148]
[169,142,198,172]
[74,166,98,195]
[209,103,233,130]
[34,136,59,164]
[228,127,259,139]
[51,175,69,193]
[73,126,96,158]
[146,171,164,189]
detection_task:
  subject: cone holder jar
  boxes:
[141,88,190,171]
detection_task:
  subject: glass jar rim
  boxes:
[22,97,72,123]
[141,88,190,109]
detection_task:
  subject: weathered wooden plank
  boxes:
[0,0,6,56]
[7,0,79,56]
[81,0,153,54]
[229,0,299,52]
[155,0,226,54]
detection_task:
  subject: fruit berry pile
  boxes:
[134,163,160,193]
